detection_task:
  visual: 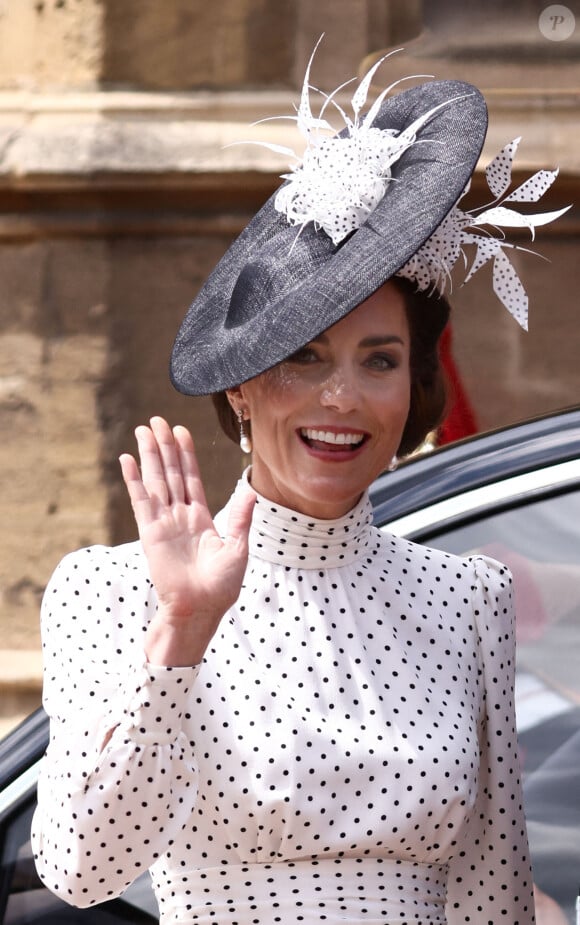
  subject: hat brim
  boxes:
[170,79,488,396]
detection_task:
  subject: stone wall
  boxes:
[0,0,578,732]
[0,0,423,91]
[0,0,104,90]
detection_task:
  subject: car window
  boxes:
[413,486,580,923]
[0,796,159,923]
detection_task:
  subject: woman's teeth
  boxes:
[301,428,365,446]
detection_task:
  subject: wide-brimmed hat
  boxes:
[170,70,489,396]
[171,41,569,399]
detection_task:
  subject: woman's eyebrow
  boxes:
[310,333,405,347]
[359,335,405,348]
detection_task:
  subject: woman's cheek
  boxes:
[255,364,318,403]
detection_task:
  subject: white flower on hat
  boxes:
[263,38,453,247]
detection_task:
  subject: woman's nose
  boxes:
[319,368,360,412]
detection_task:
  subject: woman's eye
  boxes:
[287,346,319,364]
[366,353,396,370]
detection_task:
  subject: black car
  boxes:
[1,407,579,924]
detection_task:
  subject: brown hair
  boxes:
[393,276,450,456]
[211,277,450,458]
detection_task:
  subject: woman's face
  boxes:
[228,280,411,519]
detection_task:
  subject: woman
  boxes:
[32,52,565,923]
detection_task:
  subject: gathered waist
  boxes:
[154,855,449,924]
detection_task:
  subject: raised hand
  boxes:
[120,417,255,666]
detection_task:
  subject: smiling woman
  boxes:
[212,275,450,472]
[31,44,567,925]
[223,282,412,519]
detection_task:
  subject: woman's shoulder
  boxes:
[375,525,507,574]
[44,540,153,608]
[54,539,148,575]
[378,534,515,663]
[373,527,513,608]
[41,541,156,661]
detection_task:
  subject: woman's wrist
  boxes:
[144,607,219,667]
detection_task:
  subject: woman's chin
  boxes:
[283,477,365,520]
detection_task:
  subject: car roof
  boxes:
[370,406,580,528]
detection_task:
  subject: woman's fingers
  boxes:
[148,416,187,505]
[134,424,170,505]
[123,417,210,520]
[134,416,193,507]
[119,452,156,528]
[225,482,256,553]
[173,424,209,509]
[119,452,141,497]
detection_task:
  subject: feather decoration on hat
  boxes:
[397,137,570,330]
[244,38,452,247]
[273,44,443,246]
[244,40,570,331]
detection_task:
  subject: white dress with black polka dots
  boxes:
[32,487,535,924]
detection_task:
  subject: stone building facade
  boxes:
[0,0,578,728]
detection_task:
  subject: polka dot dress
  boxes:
[32,487,535,924]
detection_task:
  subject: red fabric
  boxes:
[438,325,478,445]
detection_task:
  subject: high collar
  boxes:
[242,476,374,570]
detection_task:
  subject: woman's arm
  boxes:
[32,418,255,906]
[446,556,536,924]
[31,545,200,906]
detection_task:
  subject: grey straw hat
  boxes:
[170,79,488,396]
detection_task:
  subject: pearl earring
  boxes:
[388,455,398,472]
[237,409,252,454]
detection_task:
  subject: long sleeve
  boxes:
[31,544,200,908]
[445,556,536,924]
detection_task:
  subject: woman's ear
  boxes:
[225,386,243,412]
[225,386,252,454]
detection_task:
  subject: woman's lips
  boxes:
[301,427,365,446]
[299,427,369,457]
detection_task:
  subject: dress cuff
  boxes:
[122,661,200,745]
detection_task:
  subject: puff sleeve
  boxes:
[446,556,536,923]
[31,544,200,907]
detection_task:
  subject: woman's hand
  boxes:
[120,417,255,666]
[533,884,569,925]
